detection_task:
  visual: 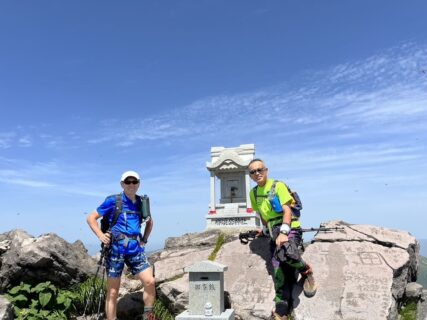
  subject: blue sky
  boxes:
[1,1,426,253]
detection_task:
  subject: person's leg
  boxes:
[127,249,156,319]
[285,231,317,298]
[104,248,125,320]
[270,241,290,320]
[135,267,156,318]
[300,262,317,297]
[105,277,121,320]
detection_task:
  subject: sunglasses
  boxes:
[124,180,139,185]
[249,168,266,175]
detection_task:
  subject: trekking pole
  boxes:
[83,244,107,316]
[301,226,344,233]
[96,252,106,318]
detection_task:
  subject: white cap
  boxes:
[120,170,140,182]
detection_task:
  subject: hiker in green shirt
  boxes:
[249,159,317,320]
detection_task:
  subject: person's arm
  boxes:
[275,204,292,246]
[141,218,153,244]
[86,210,111,245]
[281,204,292,226]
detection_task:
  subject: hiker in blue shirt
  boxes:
[87,170,156,320]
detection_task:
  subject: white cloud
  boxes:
[0,177,54,187]
[18,136,32,147]
[114,43,426,145]
[7,42,426,152]
[0,132,15,149]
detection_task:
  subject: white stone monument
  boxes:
[205,144,261,230]
[176,260,235,320]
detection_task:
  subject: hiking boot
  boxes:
[272,300,289,319]
[301,264,317,297]
[271,312,288,320]
[142,312,157,320]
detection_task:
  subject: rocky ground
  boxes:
[154,221,424,320]
[0,222,426,320]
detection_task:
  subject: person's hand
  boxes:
[99,232,111,246]
[140,237,147,247]
[255,229,263,238]
[276,233,288,247]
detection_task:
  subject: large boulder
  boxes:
[215,237,275,319]
[0,229,97,292]
[116,275,145,320]
[0,296,13,320]
[164,229,224,251]
[155,221,420,320]
[417,289,427,320]
[292,221,419,320]
[155,229,236,315]
[155,229,229,285]
[155,230,276,319]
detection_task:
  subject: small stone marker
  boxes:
[176,260,234,320]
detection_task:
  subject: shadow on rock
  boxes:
[248,236,274,277]
[117,291,144,320]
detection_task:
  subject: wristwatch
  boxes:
[279,223,291,235]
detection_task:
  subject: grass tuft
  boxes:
[153,298,174,320]
[399,301,417,320]
[208,233,225,261]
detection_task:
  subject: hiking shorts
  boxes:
[105,248,150,278]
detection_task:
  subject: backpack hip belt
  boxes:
[112,233,143,248]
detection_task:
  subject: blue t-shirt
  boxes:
[97,193,141,236]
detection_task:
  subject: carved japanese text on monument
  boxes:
[359,252,383,265]
[194,283,216,291]
[213,218,250,226]
[232,279,274,305]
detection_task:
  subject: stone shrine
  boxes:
[205,144,261,230]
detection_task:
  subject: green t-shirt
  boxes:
[250,179,300,227]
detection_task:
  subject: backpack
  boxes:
[253,180,302,213]
[100,194,151,233]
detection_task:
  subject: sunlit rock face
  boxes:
[292,221,419,320]
[0,296,13,320]
[0,223,420,320]
[155,221,420,320]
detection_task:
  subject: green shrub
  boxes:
[6,281,76,320]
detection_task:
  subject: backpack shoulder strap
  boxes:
[270,180,278,196]
[109,194,123,230]
[253,180,277,201]
[252,185,258,202]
